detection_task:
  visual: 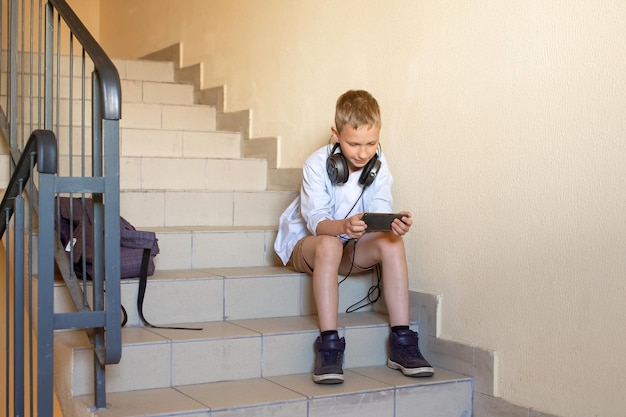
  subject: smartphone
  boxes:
[361,213,407,232]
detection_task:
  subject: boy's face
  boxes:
[332,124,380,173]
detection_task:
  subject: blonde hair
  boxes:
[334,90,381,134]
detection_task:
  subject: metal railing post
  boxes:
[37,171,57,417]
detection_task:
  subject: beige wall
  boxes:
[67,0,100,39]
[0,0,99,53]
[83,1,626,416]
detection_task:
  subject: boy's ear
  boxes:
[330,126,339,139]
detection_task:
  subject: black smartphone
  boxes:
[361,213,407,232]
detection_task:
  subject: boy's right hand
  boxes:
[345,213,367,239]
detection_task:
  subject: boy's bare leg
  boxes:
[300,235,346,384]
[353,232,434,377]
[352,232,410,326]
[301,235,343,331]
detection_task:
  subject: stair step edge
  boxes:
[56,311,394,347]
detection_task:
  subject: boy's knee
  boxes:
[314,236,344,260]
[317,235,344,250]
[385,234,405,249]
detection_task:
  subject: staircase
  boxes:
[51,55,474,417]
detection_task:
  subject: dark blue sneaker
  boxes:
[313,334,345,384]
[387,330,434,377]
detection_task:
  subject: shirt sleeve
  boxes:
[300,150,334,236]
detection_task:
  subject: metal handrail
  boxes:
[0,130,57,237]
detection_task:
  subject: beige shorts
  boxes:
[289,237,378,276]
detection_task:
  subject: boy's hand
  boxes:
[345,213,367,239]
[391,211,412,236]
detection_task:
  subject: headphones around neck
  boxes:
[326,142,381,188]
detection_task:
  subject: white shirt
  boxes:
[274,144,394,265]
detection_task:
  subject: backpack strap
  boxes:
[136,248,202,330]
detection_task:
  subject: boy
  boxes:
[274,90,433,384]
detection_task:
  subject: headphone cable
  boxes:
[338,239,383,313]
[336,162,378,312]
[343,187,365,220]
[345,263,382,313]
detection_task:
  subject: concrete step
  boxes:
[1,98,216,131]
[53,266,383,326]
[3,126,242,159]
[114,57,176,83]
[120,189,297,228]
[63,366,472,417]
[0,52,177,84]
[121,79,195,105]
[147,226,279,270]
[49,155,268,191]
[120,128,241,159]
[54,311,452,394]
[2,72,190,106]
[29,201,295,276]
[119,155,267,191]
[120,102,217,131]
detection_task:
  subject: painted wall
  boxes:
[77,1,626,416]
[67,0,100,38]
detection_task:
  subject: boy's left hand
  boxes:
[391,211,412,236]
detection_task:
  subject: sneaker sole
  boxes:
[387,359,434,377]
[313,373,344,384]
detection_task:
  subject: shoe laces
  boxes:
[320,349,342,366]
[400,342,425,360]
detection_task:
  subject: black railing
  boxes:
[1,0,122,415]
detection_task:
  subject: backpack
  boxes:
[56,197,159,280]
[55,197,200,330]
